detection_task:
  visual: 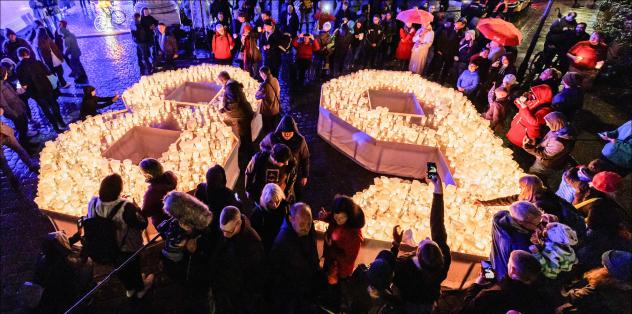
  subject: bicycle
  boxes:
[93,1,127,32]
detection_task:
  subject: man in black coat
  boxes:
[15,47,67,133]
[212,206,265,313]
[259,115,310,200]
[267,202,324,313]
[130,13,152,74]
[365,15,385,68]
[156,23,178,70]
[432,18,465,82]
[461,250,550,314]
[2,28,35,63]
[259,20,284,77]
[279,4,300,36]
[217,71,255,170]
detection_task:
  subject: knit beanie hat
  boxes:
[591,171,622,194]
[366,258,393,290]
[602,250,632,282]
[562,72,582,87]
[503,74,517,86]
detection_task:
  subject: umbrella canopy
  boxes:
[476,18,523,46]
[396,8,434,26]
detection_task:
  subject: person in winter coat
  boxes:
[35,28,69,88]
[506,84,554,147]
[79,85,119,120]
[292,33,320,85]
[1,67,32,148]
[58,21,87,84]
[245,143,298,203]
[488,54,516,88]
[259,115,310,199]
[87,174,153,298]
[555,164,595,204]
[347,250,404,314]
[552,72,584,120]
[523,111,576,185]
[559,250,632,314]
[385,174,450,313]
[475,174,586,237]
[130,13,151,75]
[462,250,549,314]
[575,198,632,273]
[365,15,385,69]
[321,195,365,285]
[483,85,510,132]
[217,71,255,170]
[599,120,632,175]
[250,183,289,253]
[255,66,281,135]
[567,31,607,90]
[161,191,215,312]
[212,206,265,313]
[334,1,357,29]
[267,202,324,313]
[352,19,367,69]
[332,23,352,77]
[452,29,476,79]
[279,4,300,36]
[457,59,480,97]
[156,23,178,70]
[315,22,334,77]
[239,24,262,78]
[395,23,416,70]
[212,24,234,65]
[382,11,399,62]
[1,107,39,175]
[2,28,35,63]
[469,48,492,86]
[489,201,542,280]
[260,20,284,77]
[431,18,465,82]
[194,164,239,230]
[32,231,93,313]
[16,47,67,133]
[409,23,434,75]
[138,158,176,228]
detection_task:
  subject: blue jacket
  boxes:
[602,120,632,169]
[457,70,479,95]
[490,210,532,280]
[552,86,584,119]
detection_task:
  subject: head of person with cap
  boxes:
[590,171,622,199]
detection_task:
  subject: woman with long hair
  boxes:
[35,28,69,88]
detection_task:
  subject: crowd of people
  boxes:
[1,1,631,314]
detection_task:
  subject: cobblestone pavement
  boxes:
[1,1,630,313]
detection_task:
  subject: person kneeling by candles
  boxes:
[79,85,119,120]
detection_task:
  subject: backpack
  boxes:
[81,200,125,264]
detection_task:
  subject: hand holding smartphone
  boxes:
[427,162,438,180]
[481,260,495,280]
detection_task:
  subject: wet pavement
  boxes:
[1,1,630,313]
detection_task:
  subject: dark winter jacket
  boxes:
[267,217,323,312]
[490,210,533,280]
[333,28,354,58]
[335,8,357,28]
[139,15,158,43]
[2,37,35,63]
[58,27,81,57]
[16,57,53,99]
[259,115,310,179]
[0,80,28,119]
[552,86,584,119]
[211,215,264,313]
[366,24,384,47]
[566,282,632,314]
[462,277,550,314]
[221,79,255,121]
[79,86,115,119]
[391,193,451,305]
[250,200,289,253]
[255,76,280,117]
[194,165,239,230]
[260,29,284,63]
[435,28,460,58]
[245,150,298,203]
[279,10,299,36]
[141,171,177,227]
[575,229,632,273]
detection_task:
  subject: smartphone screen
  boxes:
[481,260,495,280]
[427,162,437,180]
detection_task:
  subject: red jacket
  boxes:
[141,171,177,227]
[292,36,320,60]
[506,84,553,147]
[212,33,234,60]
[324,224,363,282]
[395,27,415,61]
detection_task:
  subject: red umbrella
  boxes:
[396,8,434,26]
[476,18,523,46]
